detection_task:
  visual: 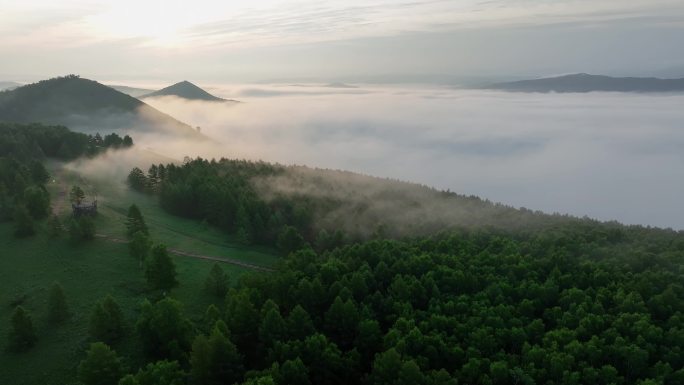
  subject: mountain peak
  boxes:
[484,73,684,93]
[0,75,201,138]
[142,81,227,102]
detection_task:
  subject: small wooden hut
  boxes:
[72,200,98,217]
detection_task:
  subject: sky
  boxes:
[1,0,684,82]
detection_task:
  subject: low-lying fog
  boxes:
[136,84,684,230]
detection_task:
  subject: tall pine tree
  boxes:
[204,263,229,297]
[126,204,148,237]
[129,230,151,268]
[145,244,178,291]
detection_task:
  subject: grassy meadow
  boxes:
[0,162,278,384]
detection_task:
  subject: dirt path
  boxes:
[95,234,275,272]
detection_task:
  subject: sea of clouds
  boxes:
[136,84,684,230]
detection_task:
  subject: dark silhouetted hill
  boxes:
[0,75,202,138]
[142,80,232,102]
[483,73,684,93]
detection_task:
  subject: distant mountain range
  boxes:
[0,75,202,138]
[483,73,684,93]
[0,81,22,91]
[141,80,233,102]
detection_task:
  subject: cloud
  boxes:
[235,85,371,97]
[3,0,683,51]
[2,1,684,81]
[134,85,684,229]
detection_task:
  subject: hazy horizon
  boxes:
[2,0,684,82]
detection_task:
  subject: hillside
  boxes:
[3,129,684,384]
[0,164,277,384]
[483,73,684,93]
[0,75,202,138]
[141,80,231,102]
[122,156,684,385]
[0,125,277,384]
[129,157,658,247]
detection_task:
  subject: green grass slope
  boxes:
[0,164,277,385]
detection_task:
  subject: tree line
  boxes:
[0,122,132,162]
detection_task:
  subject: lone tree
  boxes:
[129,231,152,268]
[145,244,178,291]
[7,306,37,352]
[70,185,85,205]
[89,295,125,344]
[204,263,229,298]
[47,282,69,324]
[77,342,123,385]
[126,204,148,237]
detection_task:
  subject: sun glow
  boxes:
[83,1,229,47]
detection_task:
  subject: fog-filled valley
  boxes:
[135,84,684,229]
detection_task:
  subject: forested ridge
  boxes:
[128,157,635,251]
[0,122,132,161]
[114,157,684,384]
